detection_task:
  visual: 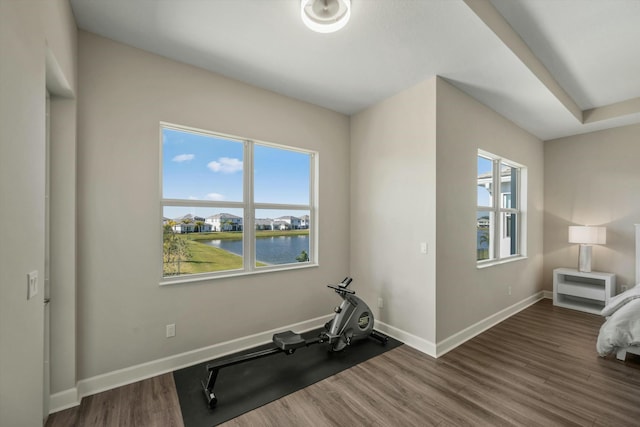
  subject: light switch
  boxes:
[166,323,176,338]
[27,271,38,300]
[420,242,428,254]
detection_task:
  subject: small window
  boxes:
[161,123,317,282]
[477,150,525,264]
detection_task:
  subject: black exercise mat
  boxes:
[173,329,402,426]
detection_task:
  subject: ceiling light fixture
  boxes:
[301,0,351,34]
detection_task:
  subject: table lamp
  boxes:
[568,226,606,273]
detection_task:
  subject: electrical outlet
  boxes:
[27,271,38,300]
[508,285,512,295]
[420,242,428,254]
[378,297,384,309]
[166,323,176,338]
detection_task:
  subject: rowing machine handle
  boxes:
[341,277,353,287]
[327,284,355,294]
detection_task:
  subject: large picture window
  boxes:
[477,150,525,265]
[161,123,316,282]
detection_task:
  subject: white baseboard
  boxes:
[376,291,546,359]
[374,320,437,357]
[49,388,79,413]
[50,291,550,414]
[49,313,333,414]
[435,291,545,357]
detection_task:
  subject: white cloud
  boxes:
[172,154,195,162]
[206,193,225,201]
[188,196,198,200]
[207,157,243,174]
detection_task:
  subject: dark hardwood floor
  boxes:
[47,299,640,426]
[46,373,184,427]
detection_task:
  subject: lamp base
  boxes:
[578,244,592,273]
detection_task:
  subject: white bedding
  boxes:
[600,285,640,316]
[597,297,640,356]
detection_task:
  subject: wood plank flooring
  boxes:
[46,299,640,426]
[46,373,184,427]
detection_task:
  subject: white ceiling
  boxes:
[69,0,640,141]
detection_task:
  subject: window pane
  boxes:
[255,209,310,267]
[162,206,243,277]
[254,144,310,205]
[500,163,517,209]
[162,128,244,202]
[500,212,518,257]
[477,211,493,261]
[477,156,493,207]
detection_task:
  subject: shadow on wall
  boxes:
[545,211,638,287]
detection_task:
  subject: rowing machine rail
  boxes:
[201,277,387,409]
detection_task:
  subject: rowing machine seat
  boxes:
[273,331,306,351]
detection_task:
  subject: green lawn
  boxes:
[165,230,302,275]
[164,240,243,275]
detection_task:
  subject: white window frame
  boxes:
[160,122,318,284]
[477,149,527,268]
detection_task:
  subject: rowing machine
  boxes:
[201,277,388,409]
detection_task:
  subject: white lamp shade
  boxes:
[568,226,606,245]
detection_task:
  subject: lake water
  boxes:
[203,235,309,265]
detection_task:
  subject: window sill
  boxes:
[477,256,527,269]
[159,262,319,286]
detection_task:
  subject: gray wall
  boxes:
[350,77,438,346]
[349,76,545,350]
[544,123,640,290]
[11,3,638,420]
[435,78,545,340]
[0,0,77,425]
[50,97,78,395]
[46,0,79,398]
[76,32,351,380]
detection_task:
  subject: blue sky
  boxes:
[162,127,311,219]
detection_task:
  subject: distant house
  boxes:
[273,220,290,230]
[172,222,195,234]
[206,213,243,231]
[255,218,275,230]
[168,214,212,233]
[300,215,310,229]
[477,168,514,208]
[175,213,203,222]
[173,214,194,222]
[276,215,302,230]
[477,217,490,228]
[198,222,213,232]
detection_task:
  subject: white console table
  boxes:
[553,268,615,314]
